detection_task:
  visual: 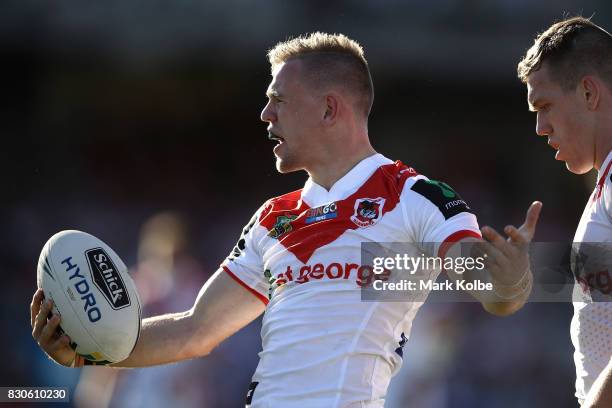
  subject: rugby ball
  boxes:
[37,230,141,364]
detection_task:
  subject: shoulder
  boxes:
[259,189,303,218]
[372,160,420,197]
[267,189,303,208]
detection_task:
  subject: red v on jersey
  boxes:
[259,162,417,264]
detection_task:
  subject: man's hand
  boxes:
[30,288,76,367]
[479,201,542,288]
[466,201,542,316]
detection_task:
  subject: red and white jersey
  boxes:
[572,150,612,401]
[222,154,480,407]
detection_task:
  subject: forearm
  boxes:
[481,285,530,316]
[111,311,205,368]
[482,271,533,316]
[583,357,612,408]
[109,269,265,368]
[446,238,532,316]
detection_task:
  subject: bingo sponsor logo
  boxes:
[305,202,337,224]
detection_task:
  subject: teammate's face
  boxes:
[261,59,326,173]
[527,65,595,174]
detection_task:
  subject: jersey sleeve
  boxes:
[221,203,270,305]
[400,175,481,257]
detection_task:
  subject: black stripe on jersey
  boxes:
[410,179,472,220]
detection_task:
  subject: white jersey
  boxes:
[222,154,480,407]
[572,149,612,401]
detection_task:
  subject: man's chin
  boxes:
[565,161,593,175]
[275,157,301,174]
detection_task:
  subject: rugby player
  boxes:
[32,32,541,407]
[518,16,612,408]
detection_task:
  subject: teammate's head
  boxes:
[518,16,612,174]
[261,32,374,174]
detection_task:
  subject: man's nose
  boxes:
[535,113,552,136]
[261,101,276,123]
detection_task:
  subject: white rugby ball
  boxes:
[37,230,141,364]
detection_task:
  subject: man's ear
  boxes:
[580,76,601,111]
[323,93,340,123]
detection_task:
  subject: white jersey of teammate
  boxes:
[572,149,612,401]
[221,154,480,407]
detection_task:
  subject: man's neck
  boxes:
[308,146,377,191]
[595,142,612,171]
[593,117,612,170]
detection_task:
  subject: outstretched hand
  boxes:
[478,201,542,287]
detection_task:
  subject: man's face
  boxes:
[526,65,595,174]
[261,59,326,173]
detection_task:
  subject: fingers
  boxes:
[504,225,526,246]
[39,313,61,346]
[30,288,44,329]
[518,201,543,241]
[48,334,72,354]
[481,226,503,244]
[32,297,53,340]
[472,239,509,280]
[30,292,75,367]
[481,226,515,259]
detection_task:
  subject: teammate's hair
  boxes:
[267,32,374,118]
[517,16,612,90]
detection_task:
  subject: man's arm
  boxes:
[31,268,265,368]
[582,356,612,408]
[445,201,542,316]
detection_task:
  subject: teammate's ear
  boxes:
[323,94,339,124]
[580,76,600,111]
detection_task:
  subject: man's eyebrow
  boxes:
[528,97,543,112]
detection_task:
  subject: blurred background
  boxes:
[3,0,610,407]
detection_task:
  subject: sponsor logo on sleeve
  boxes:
[410,179,472,220]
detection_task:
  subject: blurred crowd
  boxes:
[5,1,611,407]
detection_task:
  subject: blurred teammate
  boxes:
[32,32,540,407]
[518,16,612,408]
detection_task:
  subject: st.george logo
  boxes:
[351,197,385,228]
